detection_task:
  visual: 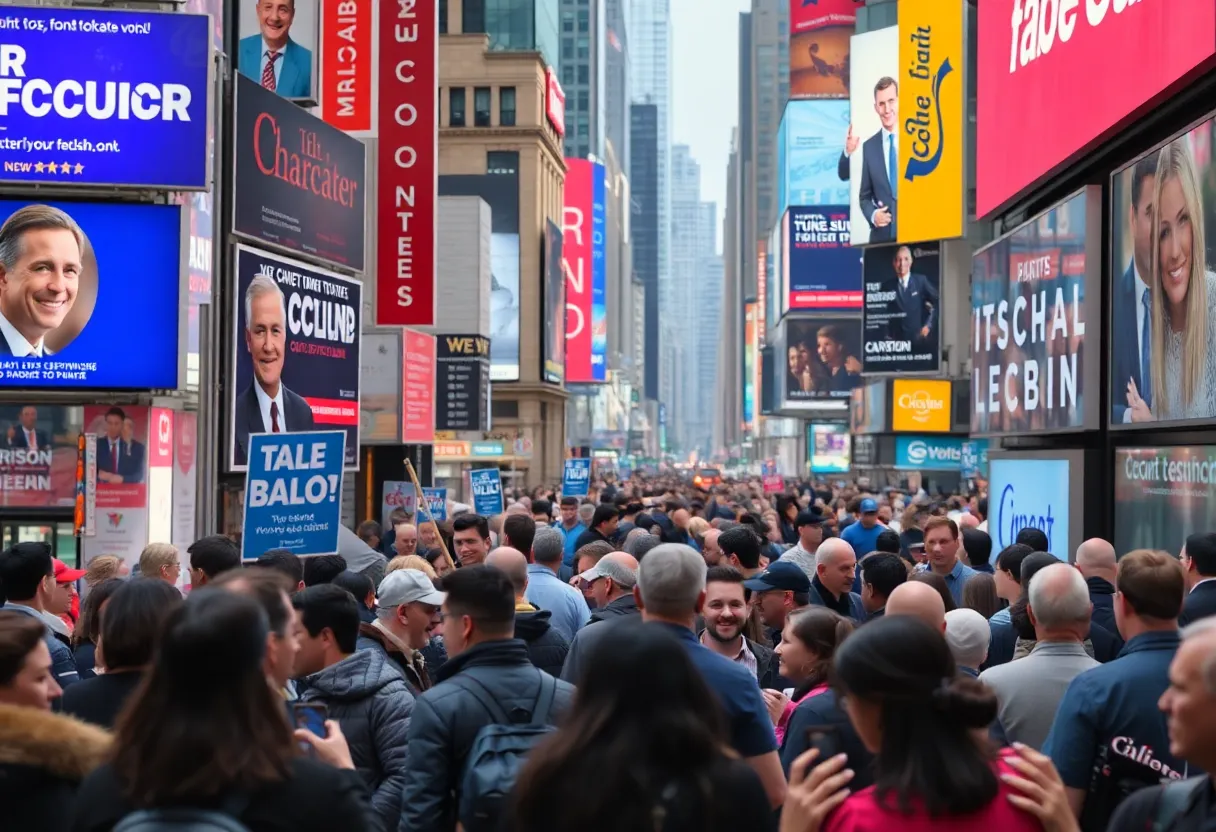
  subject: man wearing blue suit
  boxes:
[1111,155,1159,424]
[96,407,144,485]
[239,0,312,100]
[884,246,938,347]
[857,77,899,244]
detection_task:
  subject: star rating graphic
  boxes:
[31,161,84,175]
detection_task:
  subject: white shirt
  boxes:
[0,311,47,357]
[898,272,911,292]
[254,381,287,433]
[259,39,286,87]
[1124,263,1152,424]
[24,428,37,450]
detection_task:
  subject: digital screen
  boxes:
[987,458,1071,559]
[809,423,851,474]
[1114,446,1216,558]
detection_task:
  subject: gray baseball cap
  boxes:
[577,557,637,589]
[377,569,446,608]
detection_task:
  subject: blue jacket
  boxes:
[1111,259,1146,423]
[556,522,586,567]
[807,581,866,623]
[3,604,76,689]
[238,35,313,99]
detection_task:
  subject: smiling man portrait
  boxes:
[0,204,83,358]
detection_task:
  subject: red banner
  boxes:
[149,408,174,468]
[402,328,436,444]
[376,0,437,325]
[789,0,860,33]
[321,0,375,134]
[563,159,594,382]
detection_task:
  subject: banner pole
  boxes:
[405,458,455,573]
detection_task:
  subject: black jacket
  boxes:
[514,608,571,677]
[1087,576,1118,635]
[357,620,433,695]
[1179,580,1216,628]
[779,690,875,790]
[572,527,610,551]
[588,593,639,623]
[60,671,144,730]
[0,703,110,832]
[398,639,575,832]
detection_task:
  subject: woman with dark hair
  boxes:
[910,571,957,613]
[0,611,110,831]
[776,496,800,545]
[61,578,183,729]
[509,624,775,831]
[962,573,1002,620]
[766,607,853,746]
[69,589,374,831]
[71,578,123,680]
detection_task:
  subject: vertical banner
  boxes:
[562,458,592,497]
[402,328,436,444]
[377,0,437,325]
[321,0,376,135]
[172,412,198,562]
[542,219,566,384]
[469,468,504,517]
[590,162,608,380]
[147,408,175,549]
[241,430,346,560]
[743,304,757,431]
[82,406,150,568]
[847,26,899,248]
[563,159,596,382]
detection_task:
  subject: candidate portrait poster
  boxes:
[846,26,899,248]
[0,405,82,508]
[229,245,361,472]
[784,317,864,402]
[83,405,150,569]
[861,242,942,374]
[237,0,319,105]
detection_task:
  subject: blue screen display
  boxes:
[0,200,181,388]
[988,458,1071,559]
[0,8,210,189]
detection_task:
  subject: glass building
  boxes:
[460,0,561,72]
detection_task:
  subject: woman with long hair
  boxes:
[509,624,774,831]
[777,497,801,545]
[962,572,1002,620]
[766,608,853,747]
[70,589,374,831]
[70,578,123,680]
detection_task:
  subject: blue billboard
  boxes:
[0,200,181,389]
[894,435,965,470]
[777,100,850,217]
[988,458,1071,559]
[590,162,608,381]
[470,467,503,516]
[563,457,591,497]
[0,8,211,189]
[960,439,990,479]
[786,205,862,313]
[242,430,345,560]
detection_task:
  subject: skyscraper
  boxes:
[558,0,606,158]
[630,103,660,402]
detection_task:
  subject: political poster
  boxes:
[562,458,591,498]
[380,480,416,530]
[241,430,345,560]
[469,468,503,517]
[420,487,448,522]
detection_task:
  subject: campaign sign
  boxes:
[563,458,591,497]
[241,430,345,560]
[469,468,503,517]
[420,487,448,522]
[0,8,211,189]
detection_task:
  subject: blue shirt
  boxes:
[840,520,885,560]
[556,522,586,567]
[524,563,590,640]
[655,622,778,758]
[936,558,978,605]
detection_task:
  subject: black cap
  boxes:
[743,561,812,593]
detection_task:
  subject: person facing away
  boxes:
[523,527,591,640]
[186,534,241,590]
[858,552,907,621]
[1075,538,1120,634]
[0,541,78,689]
[486,547,570,677]
[293,584,413,832]
[1179,531,1216,627]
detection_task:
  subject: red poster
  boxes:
[321,0,375,134]
[84,406,148,511]
[789,0,860,33]
[149,408,174,468]
[402,329,436,444]
[376,0,437,325]
[563,159,594,382]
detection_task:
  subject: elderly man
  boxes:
[1075,538,1119,634]
[808,538,865,621]
[392,523,418,557]
[525,527,590,640]
[581,552,639,623]
[885,581,946,632]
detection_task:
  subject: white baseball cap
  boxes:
[377,569,446,609]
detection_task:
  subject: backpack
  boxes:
[112,794,253,832]
[1152,776,1206,832]
[457,671,559,832]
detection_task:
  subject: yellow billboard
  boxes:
[892,378,952,433]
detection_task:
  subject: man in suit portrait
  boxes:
[239,0,313,99]
[233,275,315,466]
[1180,532,1216,627]
[857,77,899,243]
[96,407,144,485]
[7,406,50,450]
[0,204,83,358]
[883,246,938,348]
[122,417,146,480]
[1112,155,1159,423]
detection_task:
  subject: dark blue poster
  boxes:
[229,246,361,472]
[0,200,181,389]
[787,205,863,312]
[0,8,211,189]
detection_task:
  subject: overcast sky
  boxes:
[670,0,749,254]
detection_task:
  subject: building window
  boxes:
[499,87,516,127]
[439,0,448,34]
[577,35,589,59]
[462,0,484,33]
[492,400,519,419]
[449,87,466,126]
[562,39,573,61]
[577,9,589,31]
[562,11,574,32]
[562,66,574,86]
[487,151,519,175]
[474,86,491,127]
[578,64,589,84]
[577,90,589,112]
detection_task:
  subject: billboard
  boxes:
[971,187,1101,436]
[377,0,437,325]
[846,26,898,248]
[402,329,435,445]
[977,0,1216,218]
[438,175,521,381]
[564,159,606,383]
[543,219,565,385]
[237,0,319,104]
[229,246,361,472]
[83,405,150,568]
[988,456,1077,560]
[894,435,964,470]
[0,200,181,389]
[785,206,862,312]
[892,379,952,433]
[0,8,211,190]
[232,75,366,271]
[242,431,345,560]
[809,422,851,474]
[850,381,886,434]
[435,334,491,432]
[788,0,855,99]
[319,0,375,135]
[777,100,851,218]
[360,331,401,444]
[743,303,757,430]
[1111,116,1216,429]
[861,241,942,374]
[0,405,82,509]
[784,317,864,401]
[1115,446,1216,557]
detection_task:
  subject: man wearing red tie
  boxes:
[232,275,315,467]
[238,0,313,100]
[8,405,50,450]
[96,406,144,484]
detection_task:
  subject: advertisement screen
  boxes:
[971,188,1100,436]
[892,379,952,433]
[401,329,435,445]
[543,219,565,385]
[1111,117,1216,428]
[743,304,757,430]
[809,423,851,473]
[846,26,899,248]
[785,317,863,401]
[850,381,886,435]
[360,332,401,444]
[439,175,521,381]
[229,246,361,472]
[0,200,181,389]
[777,100,851,218]
[786,206,862,311]
[0,405,82,508]
[232,74,365,272]
[988,457,1072,560]
[237,0,319,104]
[0,8,211,189]
[1115,446,1216,557]
[862,242,941,374]
[83,405,150,568]
[563,159,605,383]
[977,0,1216,218]
[436,334,491,432]
[788,0,854,99]
[894,435,964,470]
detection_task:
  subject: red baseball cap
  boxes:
[53,558,87,583]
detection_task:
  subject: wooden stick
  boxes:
[405,458,456,573]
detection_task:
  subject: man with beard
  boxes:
[700,566,781,688]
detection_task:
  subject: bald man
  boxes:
[809,538,865,621]
[958,513,981,531]
[885,581,946,633]
[486,546,569,675]
[1075,538,1118,636]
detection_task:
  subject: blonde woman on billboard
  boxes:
[1129,138,1216,421]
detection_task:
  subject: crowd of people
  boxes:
[1,476,1214,832]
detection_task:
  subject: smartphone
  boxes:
[806,724,843,761]
[292,702,329,755]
